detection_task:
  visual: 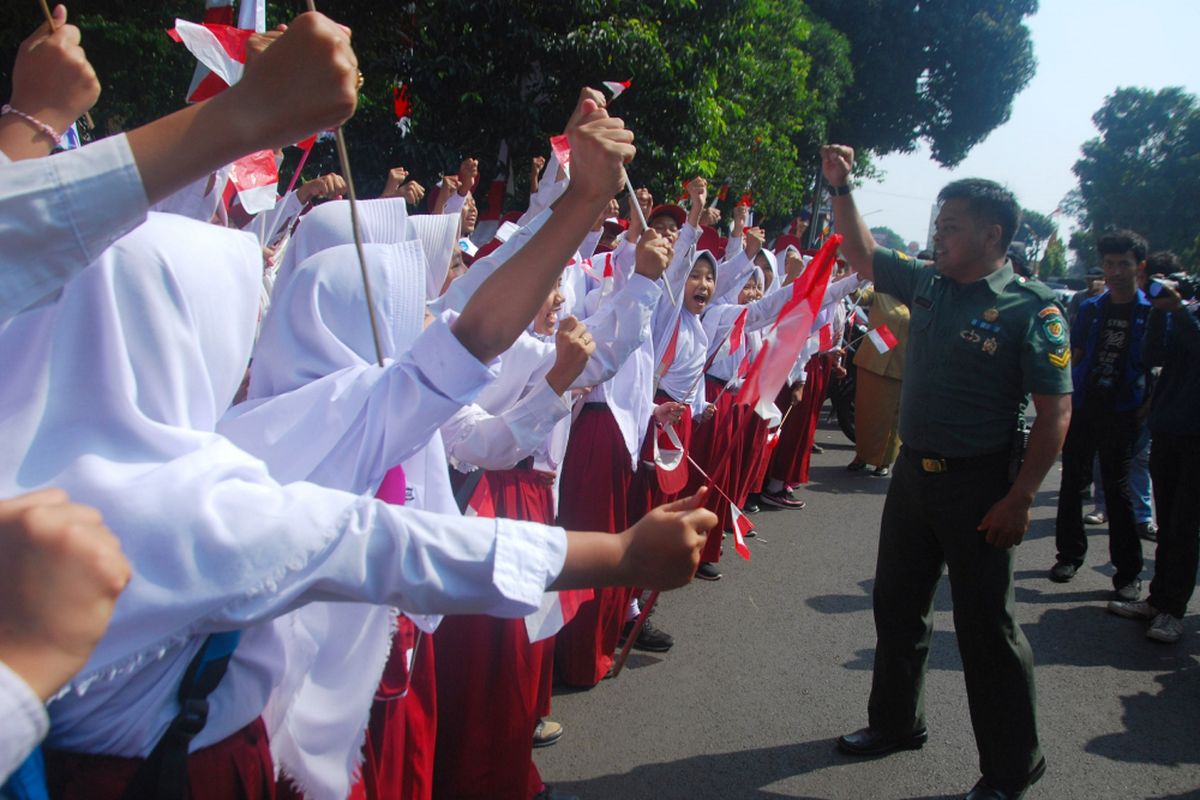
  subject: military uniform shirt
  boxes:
[872,247,1072,458]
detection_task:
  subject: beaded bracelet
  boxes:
[1,104,63,146]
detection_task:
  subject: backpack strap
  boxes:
[120,630,241,800]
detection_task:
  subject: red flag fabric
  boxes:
[867,323,899,353]
[549,134,571,171]
[717,183,730,201]
[655,318,682,382]
[228,149,279,214]
[739,192,753,207]
[734,234,842,410]
[169,20,253,103]
[654,422,689,495]
[728,308,748,354]
[730,504,753,560]
[818,323,834,352]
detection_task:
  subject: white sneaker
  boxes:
[1114,579,1142,602]
[1146,613,1183,644]
[1107,599,1158,620]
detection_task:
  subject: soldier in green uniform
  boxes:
[819,145,1073,800]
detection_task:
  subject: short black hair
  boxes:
[1096,229,1148,262]
[937,179,1021,251]
[1144,250,1178,276]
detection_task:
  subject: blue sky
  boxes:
[854,0,1200,252]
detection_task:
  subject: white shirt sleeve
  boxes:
[0,134,148,322]
[442,380,572,471]
[199,489,569,627]
[0,659,49,785]
[218,314,497,493]
[575,273,661,388]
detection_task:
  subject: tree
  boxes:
[870,225,907,251]
[805,0,1038,166]
[1069,87,1200,269]
[1038,236,1066,279]
[1013,206,1056,264]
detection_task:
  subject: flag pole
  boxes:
[304,0,386,368]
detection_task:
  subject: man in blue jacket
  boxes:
[1108,252,1200,643]
[1049,230,1152,600]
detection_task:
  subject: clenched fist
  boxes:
[0,489,131,700]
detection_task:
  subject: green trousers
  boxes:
[868,448,1042,792]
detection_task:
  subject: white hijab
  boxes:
[408,212,462,301]
[0,213,301,685]
[272,197,413,297]
[220,239,444,800]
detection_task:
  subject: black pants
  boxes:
[1147,434,1200,618]
[1054,406,1143,587]
[869,447,1041,792]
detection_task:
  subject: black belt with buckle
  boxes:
[902,447,1009,474]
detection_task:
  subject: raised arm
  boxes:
[452,90,634,363]
[821,144,877,282]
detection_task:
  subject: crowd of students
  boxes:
[0,7,879,800]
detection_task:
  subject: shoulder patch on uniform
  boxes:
[1048,350,1070,368]
[1043,317,1067,345]
[895,250,911,262]
[1038,306,1061,318]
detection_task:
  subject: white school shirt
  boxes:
[0,134,147,323]
[0,215,568,763]
[703,275,796,383]
[0,661,48,785]
[443,274,660,472]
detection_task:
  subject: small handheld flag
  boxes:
[867,324,899,353]
[601,79,631,100]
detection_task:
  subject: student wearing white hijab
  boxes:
[0,10,360,324]
[2,93,713,799]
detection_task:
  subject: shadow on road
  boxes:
[550,737,962,800]
[1085,661,1200,770]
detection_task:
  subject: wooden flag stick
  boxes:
[304,0,386,367]
[38,0,55,26]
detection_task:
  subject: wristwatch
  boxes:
[828,183,852,197]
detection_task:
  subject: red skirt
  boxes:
[555,404,635,687]
[351,617,437,800]
[768,354,832,485]
[432,466,558,800]
[687,376,740,562]
[46,718,274,800]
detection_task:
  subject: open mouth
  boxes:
[692,292,709,307]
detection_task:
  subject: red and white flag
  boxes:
[393,83,413,136]
[602,79,631,100]
[730,504,753,560]
[169,18,254,103]
[524,588,595,642]
[867,324,899,354]
[727,307,748,355]
[734,234,842,411]
[462,479,497,519]
[549,134,571,173]
[654,422,689,495]
[228,149,279,214]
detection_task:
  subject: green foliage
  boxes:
[1038,235,1066,279]
[869,225,906,251]
[1069,87,1200,270]
[2,0,1032,220]
[805,0,1038,166]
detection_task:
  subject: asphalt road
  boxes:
[534,416,1200,800]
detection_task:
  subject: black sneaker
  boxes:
[1049,561,1078,583]
[1137,521,1158,542]
[760,489,806,510]
[622,618,674,652]
[696,562,722,581]
[744,494,761,514]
